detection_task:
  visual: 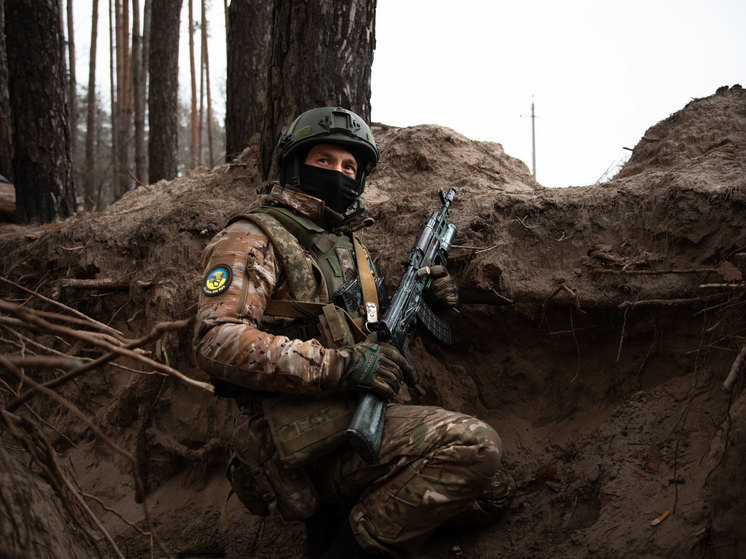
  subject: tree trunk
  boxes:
[225,0,271,162]
[6,0,76,223]
[199,31,204,167]
[109,0,118,200]
[132,0,147,185]
[148,0,182,183]
[66,0,76,177]
[0,0,13,182]
[201,0,214,167]
[139,0,152,182]
[115,0,132,197]
[260,0,377,179]
[84,0,99,209]
[223,0,228,37]
[188,0,198,167]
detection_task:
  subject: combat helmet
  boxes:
[277,106,380,197]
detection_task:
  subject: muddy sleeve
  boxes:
[192,220,346,394]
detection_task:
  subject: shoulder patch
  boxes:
[202,264,233,297]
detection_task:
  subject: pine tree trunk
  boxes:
[115,0,133,197]
[84,0,99,209]
[260,0,377,179]
[223,0,227,37]
[66,0,76,177]
[0,0,14,183]
[201,0,214,167]
[188,0,198,167]
[109,0,119,200]
[6,0,76,223]
[198,39,204,166]
[132,0,147,185]
[140,0,152,182]
[148,0,182,182]
[225,0,271,162]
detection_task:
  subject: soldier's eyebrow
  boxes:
[311,150,335,160]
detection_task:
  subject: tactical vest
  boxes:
[228,206,382,341]
[240,206,356,302]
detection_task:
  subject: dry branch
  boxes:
[57,277,153,290]
[723,344,746,391]
[593,267,717,275]
[618,295,722,309]
[0,300,213,399]
[0,275,123,337]
[451,242,500,255]
[2,355,83,369]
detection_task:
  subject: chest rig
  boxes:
[230,206,384,342]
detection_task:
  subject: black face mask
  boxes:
[298,163,361,214]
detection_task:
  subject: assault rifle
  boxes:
[346,188,458,464]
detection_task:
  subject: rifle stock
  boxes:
[346,188,458,464]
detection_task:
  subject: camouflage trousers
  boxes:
[309,403,504,557]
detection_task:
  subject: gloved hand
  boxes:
[339,337,410,400]
[422,265,459,311]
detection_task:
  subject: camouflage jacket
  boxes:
[193,183,374,395]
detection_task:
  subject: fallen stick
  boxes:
[57,277,153,290]
[0,275,124,337]
[723,344,746,392]
[593,268,716,275]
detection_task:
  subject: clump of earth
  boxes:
[1,85,744,558]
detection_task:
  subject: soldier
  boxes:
[193,107,512,558]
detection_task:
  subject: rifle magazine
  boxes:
[416,302,452,347]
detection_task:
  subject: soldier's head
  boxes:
[277,106,379,215]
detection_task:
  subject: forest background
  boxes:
[71,0,746,189]
[2,0,377,224]
[2,0,745,225]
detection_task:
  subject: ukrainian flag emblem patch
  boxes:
[202,264,232,296]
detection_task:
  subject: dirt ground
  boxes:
[1,85,745,559]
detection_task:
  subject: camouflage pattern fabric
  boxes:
[193,189,347,393]
[310,404,503,557]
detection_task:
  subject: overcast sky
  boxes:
[72,0,746,188]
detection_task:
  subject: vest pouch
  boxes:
[318,303,365,349]
[231,412,320,520]
[262,391,354,466]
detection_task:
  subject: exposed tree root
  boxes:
[0,284,210,558]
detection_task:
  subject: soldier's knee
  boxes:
[470,419,503,480]
[434,413,502,483]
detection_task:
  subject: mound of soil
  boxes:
[1,85,745,559]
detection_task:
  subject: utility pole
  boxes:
[522,97,537,181]
[530,98,536,180]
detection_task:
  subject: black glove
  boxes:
[422,265,459,311]
[339,338,410,399]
